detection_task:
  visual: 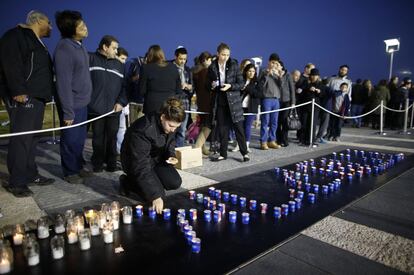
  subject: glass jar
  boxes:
[97,211,107,229]
[102,222,114,244]
[84,209,97,225]
[12,224,25,246]
[110,211,119,230]
[78,229,91,251]
[73,215,85,233]
[37,217,50,239]
[66,221,78,244]
[121,206,132,224]
[50,235,65,260]
[0,242,13,274]
[54,214,66,234]
[23,235,39,266]
[89,215,100,236]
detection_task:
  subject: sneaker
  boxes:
[243,154,250,162]
[64,174,84,184]
[260,143,269,150]
[318,138,327,144]
[6,186,33,197]
[246,142,252,153]
[211,155,227,162]
[267,141,281,149]
[311,143,319,148]
[231,144,240,152]
[29,175,55,186]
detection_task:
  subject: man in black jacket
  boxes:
[120,98,184,213]
[0,10,55,197]
[207,43,249,162]
[89,35,127,172]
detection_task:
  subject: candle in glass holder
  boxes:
[78,229,91,251]
[64,209,75,221]
[102,222,114,244]
[73,215,85,233]
[37,217,50,239]
[111,211,120,230]
[0,243,13,274]
[66,221,78,244]
[89,216,100,236]
[50,236,64,260]
[110,201,120,211]
[54,214,65,234]
[122,206,133,224]
[84,209,97,225]
[98,211,107,229]
[12,224,25,246]
[23,236,39,266]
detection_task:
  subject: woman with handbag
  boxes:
[276,61,296,147]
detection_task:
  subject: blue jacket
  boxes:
[54,38,92,120]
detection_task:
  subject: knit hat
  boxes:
[269,53,280,61]
[310,68,320,76]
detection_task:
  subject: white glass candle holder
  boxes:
[0,243,13,274]
[121,206,132,224]
[54,214,66,234]
[102,222,114,244]
[89,215,100,236]
[110,201,120,212]
[64,209,75,221]
[78,229,91,251]
[73,215,85,233]
[84,209,97,225]
[37,217,50,239]
[66,221,78,244]
[98,211,107,229]
[110,211,120,230]
[50,235,65,260]
[12,224,25,246]
[23,235,39,266]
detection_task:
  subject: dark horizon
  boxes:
[1,0,413,83]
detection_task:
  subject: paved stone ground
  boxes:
[1,125,413,273]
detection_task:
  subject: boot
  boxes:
[195,127,211,155]
[268,141,281,149]
[260,142,269,150]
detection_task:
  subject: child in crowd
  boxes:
[327,82,350,141]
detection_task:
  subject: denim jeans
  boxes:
[351,104,364,127]
[260,98,280,143]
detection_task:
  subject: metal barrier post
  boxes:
[379,100,385,135]
[309,99,315,147]
[401,98,411,135]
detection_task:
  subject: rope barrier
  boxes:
[0,98,411,138]
[383,104,413,113]
[0,110,114,138]
[314,103,381,119]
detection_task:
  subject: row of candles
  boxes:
[0,201,134,274]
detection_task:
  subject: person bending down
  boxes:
[119,97,185,213]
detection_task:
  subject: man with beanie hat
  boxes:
[257,53,282,150]
[299,68,327,147]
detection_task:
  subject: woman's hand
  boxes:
[166,157,178,165]
[152,197,164,214]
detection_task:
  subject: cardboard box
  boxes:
[175,146,202,170]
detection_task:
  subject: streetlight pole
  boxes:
[388,50,394,80]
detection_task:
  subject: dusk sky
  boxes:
[1,0,413,83]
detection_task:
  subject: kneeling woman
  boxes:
[120,98,185,213]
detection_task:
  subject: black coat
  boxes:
[88,51,128,115]
[139,62,181,115]
[120,115,176,201]
[208,58,244,123]
[242,80,260,113]
[301,80,327,111]
[0,26,54,100]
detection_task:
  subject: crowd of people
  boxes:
[0,10,413,211]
